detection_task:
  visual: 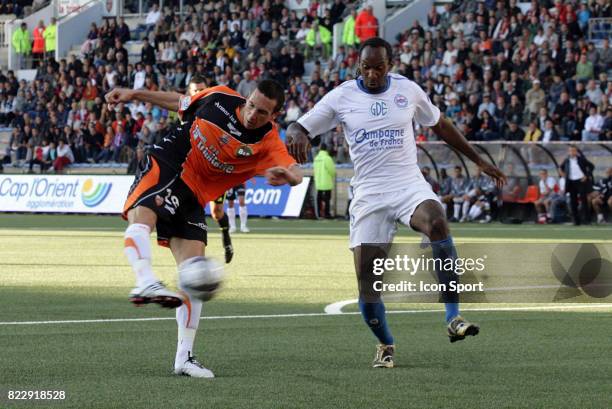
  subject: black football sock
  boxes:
[218,214,231,247]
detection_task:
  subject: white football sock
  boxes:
[124,223,157,288]
[462,200,470,219]
[239,205,248,229]
[175,289,202,369]
[227,207,236,229]
[453,204,461,220]
[469,205,482,220]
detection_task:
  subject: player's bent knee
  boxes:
[429,216,449,240]
[212,208,224,220]
[127,206,156,230]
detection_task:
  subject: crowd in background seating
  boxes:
[1,0,611,175]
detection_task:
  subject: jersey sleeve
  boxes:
[297,91,340,138]
[410,82,441,127]
[178,85,238,120]
[255,130,298,175]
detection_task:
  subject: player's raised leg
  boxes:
[171,237,214,378]
[124,206,183,308]
[409,199,480,342]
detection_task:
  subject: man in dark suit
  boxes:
[560,145,595,225]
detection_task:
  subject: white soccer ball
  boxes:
[178,256,224,302]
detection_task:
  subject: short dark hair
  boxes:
[320,143,328,151]
[359,37,393,63]
[189,73,208,85]
[256,80,285,113]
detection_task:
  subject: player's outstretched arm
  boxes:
[286,122,311,164]
[431,115,507,188]
[105,88,183,111]
[265,164,303,186]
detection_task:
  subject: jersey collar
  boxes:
[356,75,391,94]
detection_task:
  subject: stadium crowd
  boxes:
[0,0,611,222]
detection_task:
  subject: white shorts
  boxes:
[348,178,441,249]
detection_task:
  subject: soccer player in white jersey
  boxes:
[286,38,506,368]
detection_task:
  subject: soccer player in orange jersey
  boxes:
[105,80,302,377]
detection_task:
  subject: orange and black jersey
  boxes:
[149,85,295,206]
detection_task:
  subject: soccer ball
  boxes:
[178,256,224,302]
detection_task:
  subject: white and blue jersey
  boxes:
[298,74,442,248]
[298,73,440,196]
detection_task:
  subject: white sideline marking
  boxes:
[325,299,358,315]
[0,304,611,326]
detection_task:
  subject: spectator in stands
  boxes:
[589,167,612,224]
[534,169,557,223]
[524,121,543,142]
[32,20,45,68]
[53,138,74,172]
[127,145,144,175]
[144,3,161,36]
[561,145,594,225]
[575,53,594,81]
[313,143,335,219]
[602,107,612,141]
[553,91,575,139]
[141,38,156,67]
[355,6,378,43]
[43,18,57,61]
[477,93,495,118]
[583,106,605,141]
[597,38,611,74]
[305,20,332,60]
[525,79,545,119]
[12,23,31,69]
[117,17,131,45]
[28,139,52,173]
[585,79,603,105]
[80,23,99,57]
[284,99,302,124]
[503,120,525,141]
[342,8,358,47]
[476,109,498,141]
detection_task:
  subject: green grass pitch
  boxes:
[1,214,611,409]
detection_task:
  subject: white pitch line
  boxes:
[1,304,611,326]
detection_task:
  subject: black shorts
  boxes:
[226,183,246,201]
[123,154,208,247]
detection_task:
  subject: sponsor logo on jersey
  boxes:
[192,122,235,173]
[394,94,408,108]
[236,144,253,157]
[227,122,242,137]
[354,128,405,144]
[215,101,238,125]
[370,101,388,117]
[219,134,230,145]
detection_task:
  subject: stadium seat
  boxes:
[516,185,539,204]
